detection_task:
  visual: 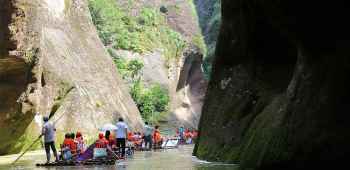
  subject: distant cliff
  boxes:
[91,0,208,128]
[194,0,350,169]
[0,0,143,155]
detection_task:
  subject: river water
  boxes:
[0,145,238,170]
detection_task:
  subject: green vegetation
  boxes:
[107,48,143,80]
[194,0,221,79]
[89,0,176,123]
[192,33,207,55]
[88,0,186,61]
[131,80,169,123]
[108,48,169,123]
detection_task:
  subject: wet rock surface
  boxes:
[195,0,350,169]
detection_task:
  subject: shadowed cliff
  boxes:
[194,0,350,169]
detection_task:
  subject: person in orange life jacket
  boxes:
[127,132,133,141]
[191,129,198,139]
[132,132,142,148]
[153,125,163,148]
[70,133,77,155]
[184,128,191,139]
[61,133,75,160]
[95,133,109,148]
[75,132,85,154]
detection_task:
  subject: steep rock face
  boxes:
[0,0,38,155]
[115,46,207,128]
[194,0,350,169]
[170,46,207,128]
[0,0,143,154]
[114,0,207,128]
[194,0,221,75]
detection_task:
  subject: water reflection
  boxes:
[0,145,238,170]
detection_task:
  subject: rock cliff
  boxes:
[107,0,208,128]
[0,0,143,154]
[194,0,350,169]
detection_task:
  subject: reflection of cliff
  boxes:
[0,0,143,155]
[195,0,350,169]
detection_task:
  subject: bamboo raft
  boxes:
[36,158,117,167]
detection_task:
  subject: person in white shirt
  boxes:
[143,122,153,150]
[115,117,128,157]
[41,116,58,163]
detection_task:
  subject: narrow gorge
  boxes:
[1,0,349,170]
[0,0,208,154]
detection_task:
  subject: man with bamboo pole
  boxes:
[42,116,59,163]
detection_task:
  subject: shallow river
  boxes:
[0,145,237,170]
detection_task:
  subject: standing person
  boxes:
[115,117,128,158]
[153,125,163,149]
[143,122,153,151]
[42,116,58,163]
[179,126,185,144]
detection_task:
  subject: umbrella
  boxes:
[99,123,117,132]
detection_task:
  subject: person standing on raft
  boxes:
[115,117,128,158]
[42,116,59,163]
[143,122,153,151]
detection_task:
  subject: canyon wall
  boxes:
[194,1,350,169]
[0,0,143,154]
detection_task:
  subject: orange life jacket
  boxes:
[153,130,162,143]
[95,138,109,148]
[62,138,77,154]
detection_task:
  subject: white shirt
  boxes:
[144,125,153,136]
[42,122,55,142]
[116,121,128,139]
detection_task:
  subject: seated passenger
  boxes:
[127,132,134,141]
[93,133,108,159]
[70,133,77,155]
[133,132,142,148]
[105,130,116,149]
[76,131,85,155]
[61,133,74,160]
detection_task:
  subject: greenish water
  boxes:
[0,145,238,170]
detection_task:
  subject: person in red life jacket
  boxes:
[184,128,193,144]
[153,125,163,149]
[184,129,190,139]
[61,133,75,160]
[105,130,116,149]
[93,133,109,159]
[69,133,77,155]
[62,133,75,151]
[133,132,142,147]
[75,131,85,155]
[191,129,198,140]
[95,133,109,148]
[127,132,134,142]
